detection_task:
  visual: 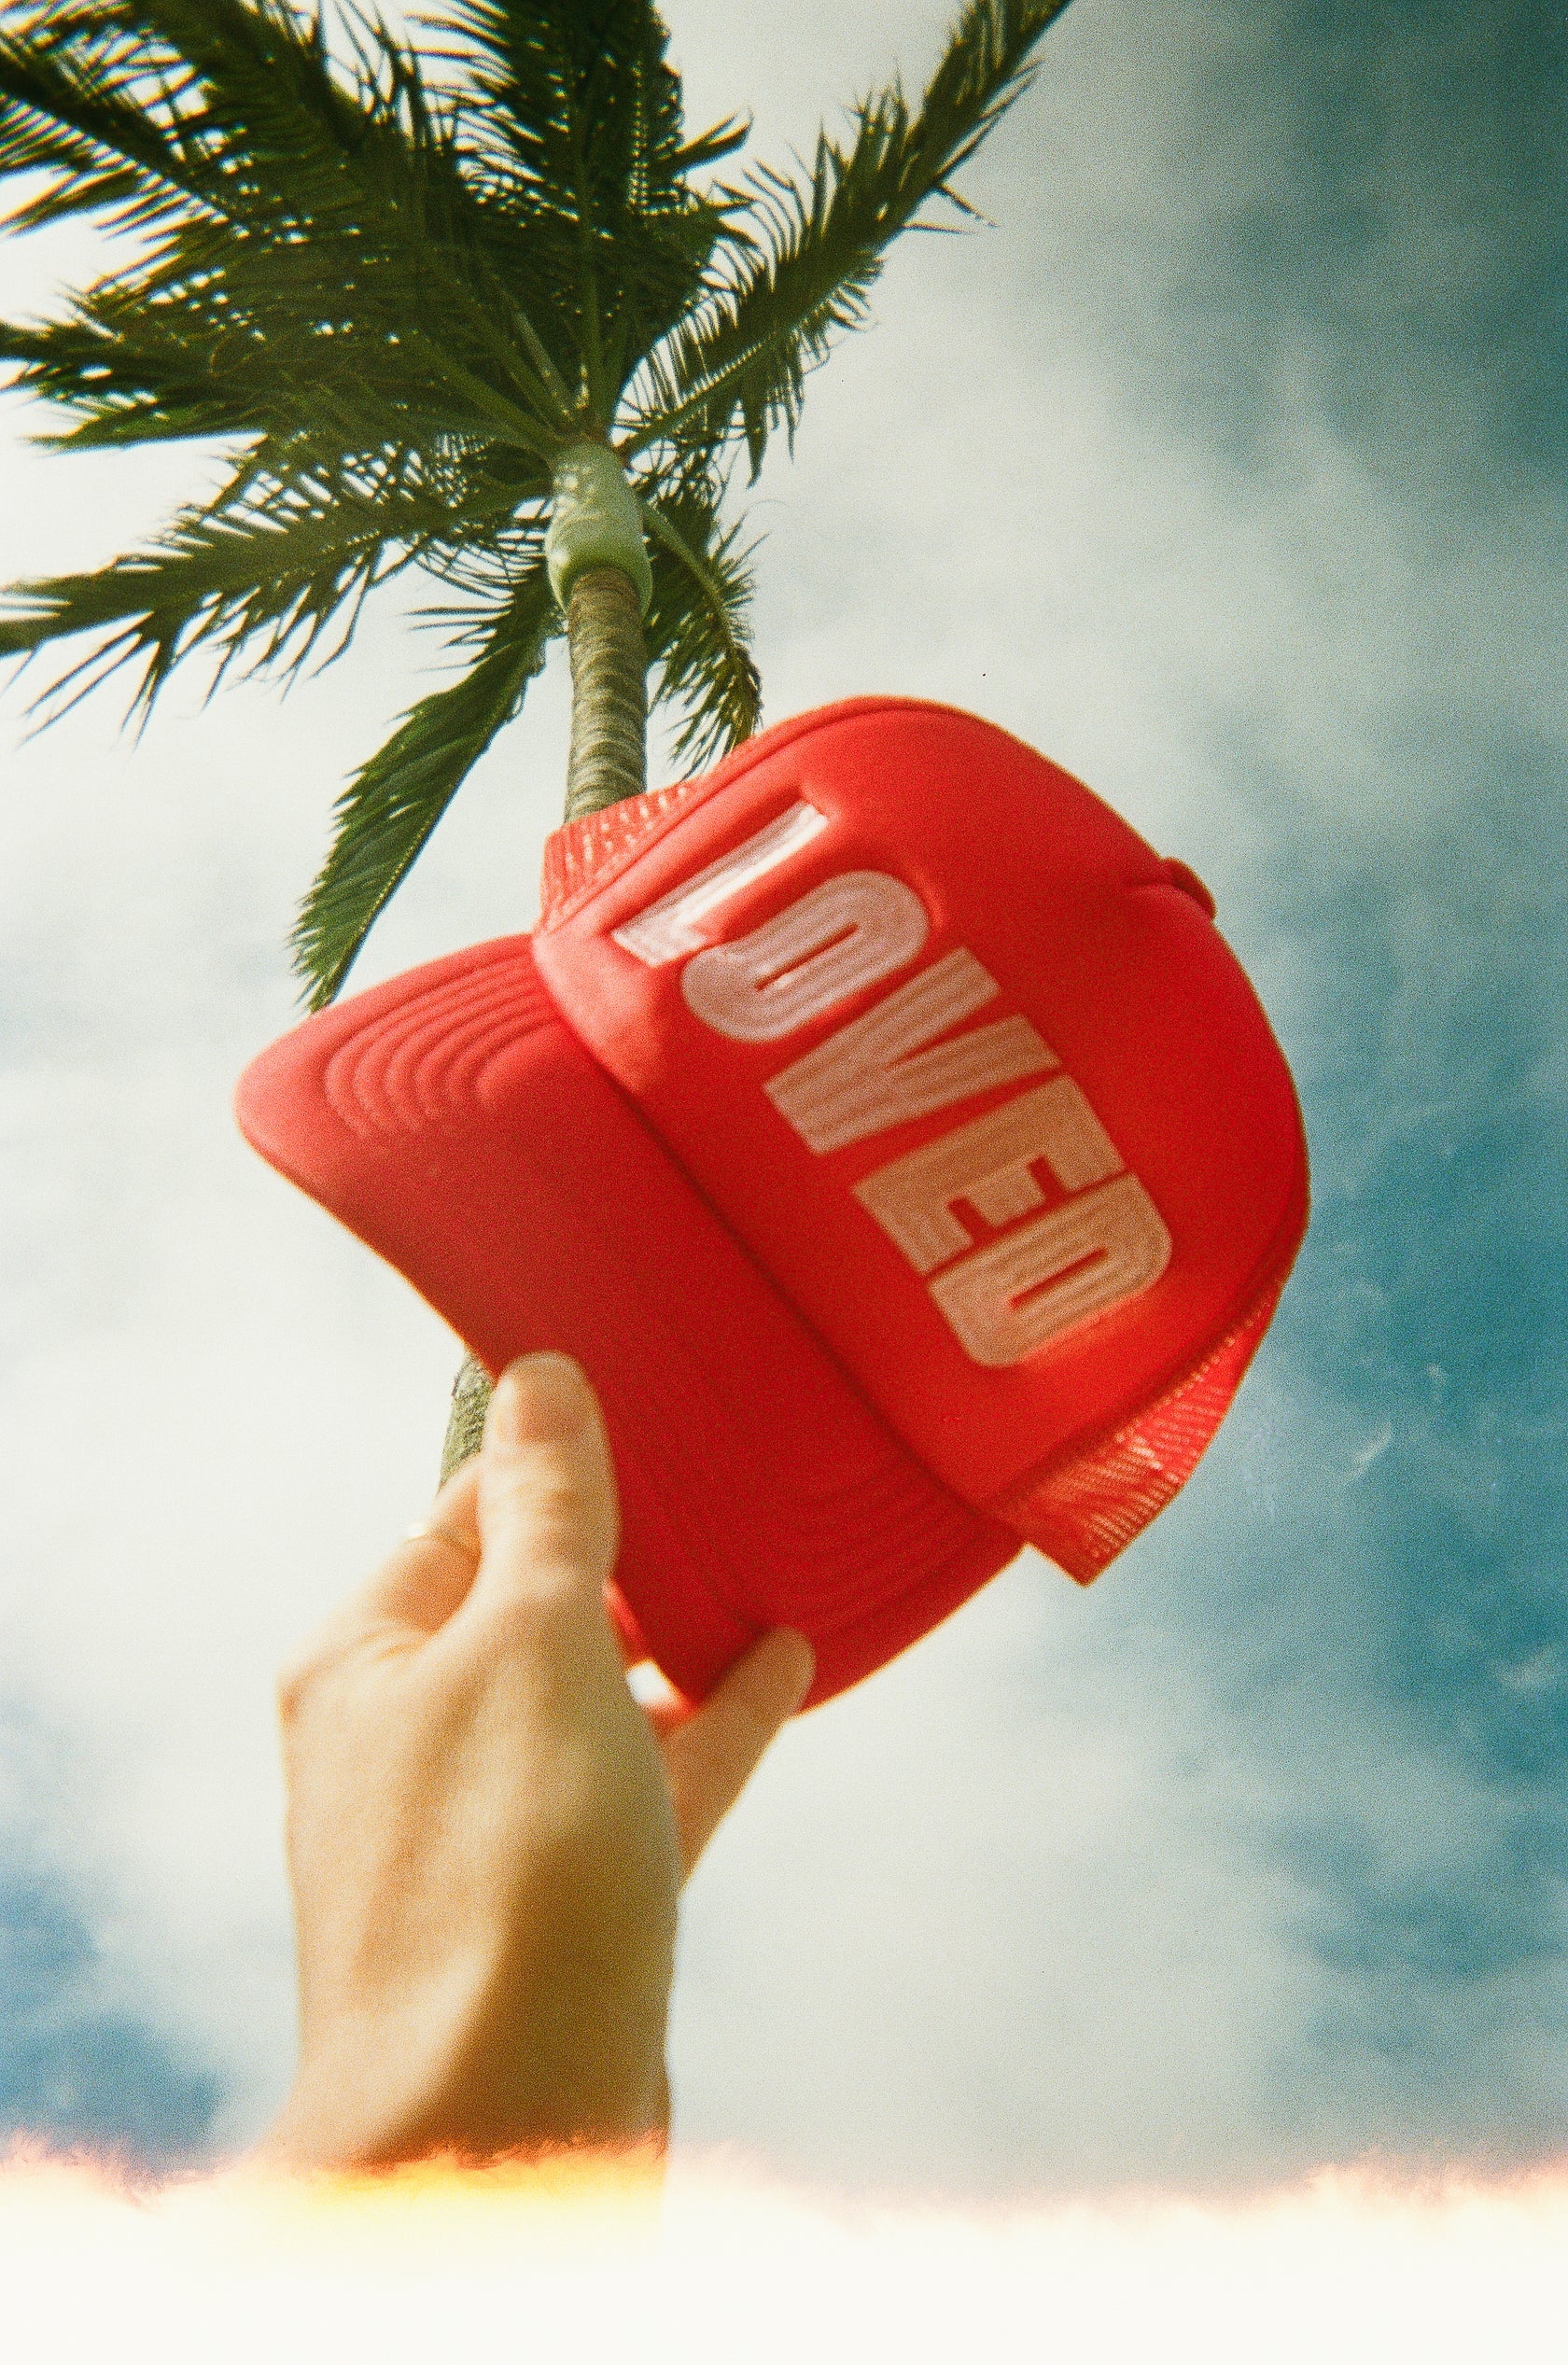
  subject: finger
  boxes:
[660,1629,815,1875]
[465,1353,620,1627]
[351,1457,485,1638]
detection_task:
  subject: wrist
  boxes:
[263,1962,672,2172]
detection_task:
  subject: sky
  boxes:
[1,0,1564,2198]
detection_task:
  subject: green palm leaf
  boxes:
[640,469,761,769]
[624,0,1073,473]
[0,3,238,234]
[2,1,571,440]
[3,0,1075,1001]
[290,565,557,1007]
[0,309,272,450]
[438,0,745,409]
[0,458,521,721]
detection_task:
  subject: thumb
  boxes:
[468,1353,620,1620]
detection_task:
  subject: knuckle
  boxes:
[274,1643,328,1724]
[519,1466,595,1534]
[510,1482,618,1580]
[273,1665,307,1726]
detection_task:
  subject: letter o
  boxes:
[682,871,930,1043]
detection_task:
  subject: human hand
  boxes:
[264,1351,814,2171]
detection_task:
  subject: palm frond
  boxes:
[1,1,573,443]
[0,309,271,450]
[0,455,522,723]
[289,564,557,1006]
[3,280,561,483]
[623,0,1074,472]
[433,1,744,410]
[3,0,1069,988]
[0,2,233,235]
[640,466,760,770]
[1,0,418,241]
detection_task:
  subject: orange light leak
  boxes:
[3,2145,1564,2361]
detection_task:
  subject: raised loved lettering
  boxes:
[682,871,930,1043]
[853,1078,1124,1274]
[611,801,830,966]
[927,1172,1172,1366]
[765,948,1057,1155]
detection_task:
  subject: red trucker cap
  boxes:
[236,698,1308,1707]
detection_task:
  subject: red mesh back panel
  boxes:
[539,775,706,921]
[1000,1280,1282,1582]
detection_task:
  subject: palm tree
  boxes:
[1,0,1074,1470]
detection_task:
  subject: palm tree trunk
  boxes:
[438,563,650,1485]
[564,566,649,818]
[439,1350,497,1486]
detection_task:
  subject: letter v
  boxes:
[764,949,1058,1155]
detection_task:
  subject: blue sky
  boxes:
[1184,0,1568,2152]
[0,1702,219,2164]
[0,0,1564,2189]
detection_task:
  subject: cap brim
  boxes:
[235,938,1018,1707]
